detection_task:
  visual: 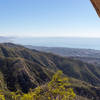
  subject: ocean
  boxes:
[12,37,100,50]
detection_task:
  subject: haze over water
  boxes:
[12,37,100,50]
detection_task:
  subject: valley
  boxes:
[25,46,100,66]
[0,43,100,99]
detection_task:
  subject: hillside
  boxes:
[25,45,100,66]
[25,46,100,58]
[0,43,100,99]
[1,43,100,85]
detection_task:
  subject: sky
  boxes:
[0,0,100,38]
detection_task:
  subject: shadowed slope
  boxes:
[0,43,100,92]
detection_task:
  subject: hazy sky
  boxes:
[0,0,100,38]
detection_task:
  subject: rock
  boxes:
[91,0,100,17]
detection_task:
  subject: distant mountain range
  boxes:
[0,43,100,99]
[25,45,100,66]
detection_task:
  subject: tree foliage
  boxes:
[0,90,5,100]
[46,70,76,100]
[0,70,76,100]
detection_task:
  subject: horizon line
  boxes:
[1,35,100,39]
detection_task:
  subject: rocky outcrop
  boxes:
[91,0,100,17]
